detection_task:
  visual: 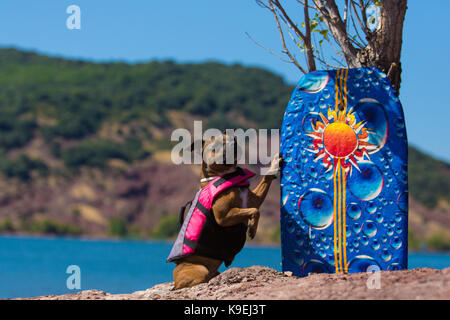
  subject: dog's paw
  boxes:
[264,153,283,177]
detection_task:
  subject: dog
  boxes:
[170,131,281,289]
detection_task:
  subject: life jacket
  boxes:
[167,167,255,267]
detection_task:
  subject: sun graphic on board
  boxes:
[302,68,381,275]
[306,106,377,174]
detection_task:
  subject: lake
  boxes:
[0,235,449,299]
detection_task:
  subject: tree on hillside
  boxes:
[254,0,407,93]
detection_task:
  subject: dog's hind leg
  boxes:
[173,263,210,290]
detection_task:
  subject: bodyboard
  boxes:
[280,67,408,276]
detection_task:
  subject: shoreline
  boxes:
[0,234,449,254]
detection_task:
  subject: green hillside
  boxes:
[0,47,448,249]
[409,146,450,208]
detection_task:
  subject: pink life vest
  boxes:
[167,167,255,267]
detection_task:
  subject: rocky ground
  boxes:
[17,265,450,300]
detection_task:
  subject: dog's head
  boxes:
[193,131,240,177]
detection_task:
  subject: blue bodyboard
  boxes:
[280,67,408,276]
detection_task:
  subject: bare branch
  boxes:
[245,32,293,64]
[296,0,316,10]
[268,1,308,73]
[349,9,368,47]
[303,0,317,71]
[359,0,370,32]
[312,0,359,66]
[343,0,349,26]
[270,0,306,42]
[350,0,370,38]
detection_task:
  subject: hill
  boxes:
[0,47,448,250]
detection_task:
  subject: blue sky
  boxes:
[0,0,449,162]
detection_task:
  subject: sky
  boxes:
[0,0,449,162]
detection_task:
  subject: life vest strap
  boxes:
[213,167,245,187]
[195,201,210,216]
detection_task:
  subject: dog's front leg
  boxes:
[248,175,276,209]
[215,207,259,228]
[248,153,281,208]
[217,207,260,239]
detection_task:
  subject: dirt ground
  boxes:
[17,265,450,300]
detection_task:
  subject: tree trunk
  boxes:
[347,0,408,94]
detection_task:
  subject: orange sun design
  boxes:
[304,68,377,274]
[306,77,376,175]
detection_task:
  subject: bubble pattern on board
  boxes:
[280,68,408,277]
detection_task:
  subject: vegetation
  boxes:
[108,218,129,237]
[0,154,48,180]
[150,215,179,239]
[0,218,14,232]
[426,232,450,252]
[271,225,281,243]
[408,228,422,251]
[408,146,450,208]
[0,48,448,250]
[25,218,82,236]
[0,48,292,141]
[62,138,149,171]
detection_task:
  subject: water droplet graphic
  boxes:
[390,236,402,249]
[298,71,329,93]
[347,203,362,219]
[348,255,381,273]
[389,220,396,228]
[286,219,295,233]
[375,213,384,223]
[366,201,377,214]
[381,249,392,261]
[397,191,408,213]
[395,118,405,129]
[361,236,369,246]
[298,189,334,229]
[371,239,380,250]
[292,249,304,265]
[388,263,403,271]
[319,248,327,258]
[294,232,304,246]
[345,225,352,237]
[353,98,388,153]
[354,69,364,79]
[302,259,330,276]
[347,161,383,201]
[282,193,289,206]
[375,70,387,79]
[353,222,362,234]
[309,167,318,178]
[362,220,377,237]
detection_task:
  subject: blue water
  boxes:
[0,235,449,299]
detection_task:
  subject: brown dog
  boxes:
[171,132,280,289]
